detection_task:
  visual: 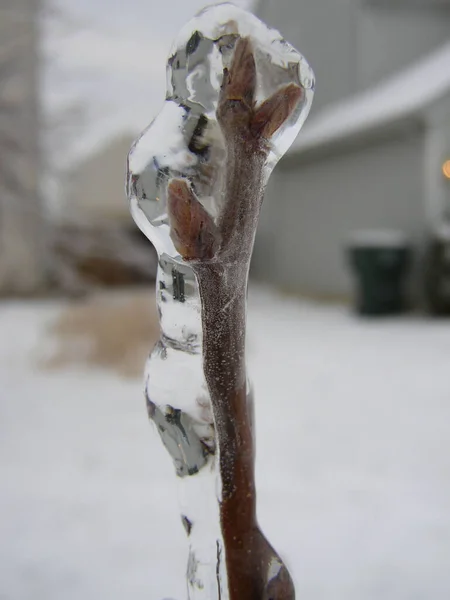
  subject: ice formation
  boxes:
[127,3,314,598]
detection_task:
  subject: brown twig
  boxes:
[167,37,302,599]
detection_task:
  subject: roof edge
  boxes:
[282,114,424,166]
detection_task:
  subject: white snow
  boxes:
[1,288,450,599]
[290,41,450,155]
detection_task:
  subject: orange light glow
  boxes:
[443,160,450,180]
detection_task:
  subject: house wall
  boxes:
[424,98,450,225]
[356,4,450,91]
[257,0,450,116]
[253,130,426,299]
[257,0,358,114]
[62,135,135,227]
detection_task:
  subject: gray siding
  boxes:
[257,0,450,116]
[253,132,426,299]
[356,5,450,90]
[257,0,358,114]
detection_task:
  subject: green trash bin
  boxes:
[348,230,411,316]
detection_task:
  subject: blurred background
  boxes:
[1,0,450,598]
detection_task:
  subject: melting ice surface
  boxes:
[126,3,314,599]
[127,1,314,264]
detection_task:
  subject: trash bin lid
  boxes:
[348,229,409,249]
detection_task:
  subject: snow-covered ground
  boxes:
[1,287,450,600]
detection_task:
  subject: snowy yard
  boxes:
[1,286,450,600]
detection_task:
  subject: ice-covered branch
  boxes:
[127,4,314,598]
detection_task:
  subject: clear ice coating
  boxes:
[127,2,314,263]
[127,3,314,600]
[144,258,225,598]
